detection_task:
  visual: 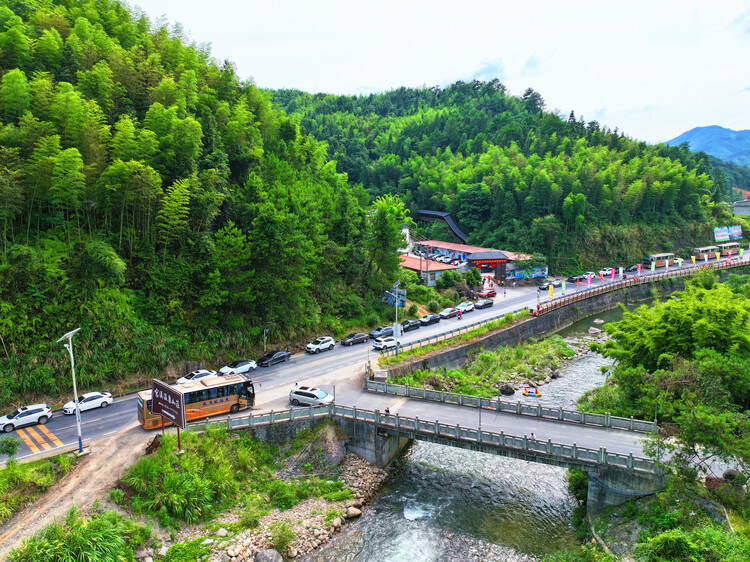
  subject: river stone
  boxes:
[551,369,562,379]
[287,546,298,558]
[499,383,515,396]
[593,318,606,324]
[216,528,229,537]
[255,550,283,562]
[345,506,362,518]
[588,327,602,335]
[158,546,169,556]
[332,517,342,528]
[202,538,215,546]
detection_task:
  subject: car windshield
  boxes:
[440,309,453,313]
[313,390,328,399]
[227,361,243,368]
[5,409,19,419]
[313,338,325,344]
[344,334,357,339]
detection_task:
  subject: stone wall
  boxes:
[384,278,686,379]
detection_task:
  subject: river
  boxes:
[306,309,640,561]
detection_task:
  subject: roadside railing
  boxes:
[198,404,658,474]
[539,256,750,314]
[363,379,656,433]
[380,310,528,357]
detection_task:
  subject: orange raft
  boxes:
[522,387,542,397]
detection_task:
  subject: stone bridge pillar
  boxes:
[335,418,411,468]
[587,467,666,513]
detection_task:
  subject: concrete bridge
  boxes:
[204,398,665,514]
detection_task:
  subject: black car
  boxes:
[566,275,582,282]
[369,325,393,339]
[474,298,494,309]
[258,350,291,367]
[341,332,368,346]
[419,314,441,326]
[625,264,640,272]
[400,319,421,332]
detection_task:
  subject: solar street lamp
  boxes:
[57,327,83,454]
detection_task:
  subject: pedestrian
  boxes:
[512,281,516,289]
[385,407,390,415]
[530,432,535,440]
[503,287,506,298]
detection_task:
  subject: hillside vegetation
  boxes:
[0,0,405,403]
[273,84,744,271]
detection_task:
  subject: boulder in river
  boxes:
[588,327,602,335]
[499,383,515,396]
[255,550,283,562]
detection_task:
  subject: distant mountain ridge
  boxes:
[665,125,750,166]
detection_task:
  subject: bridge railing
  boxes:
[211,404,659,474]
[363,379,657,433]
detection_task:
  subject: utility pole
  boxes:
[57,328,83,454]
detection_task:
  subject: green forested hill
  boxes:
[272,83,743,270]
[0,0,404,401]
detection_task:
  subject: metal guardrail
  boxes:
[363,379,656,433]
[196,404,658,474]
[381,311,528,357]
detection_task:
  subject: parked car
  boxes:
[451,260,461,266]
[552,280,562,287]
[177,369,219,384]
[369,325,393,339]
[456,302,475,314]
[400,319,421,332]
[598,267,614,276]
[474,298,494,309]
[373,336,400,350]
[419,314,441,326]
[258,350,291,367]
[477,289,497,298]
[583,271,596,278]
[289,386,333,407]
[63,392,113,414]
[306,336,335,354]
[540,281,552,289]
[566,275,582,282]
[439,307,458,319]
[219,359,257,376]
[341,332,368,346]
[1,404,52,432]
[479,264,494,272]
[625,264,640,272]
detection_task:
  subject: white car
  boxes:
[1,404,53,432]
[373,336,399,350]
[63,392,113,414]
[218,360,257,376]
[456,302,475,314]
[177,369,218,384]
[306,336,335,354]
[598,267,614,276]
[289,386,334,406]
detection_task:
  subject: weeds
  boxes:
[269,521,296,552]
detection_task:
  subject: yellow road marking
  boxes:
[38,425,64,447]
[15,428,40,454]
[24,426,51,450]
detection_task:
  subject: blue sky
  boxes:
[130,0,750,144]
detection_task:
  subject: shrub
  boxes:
[109,488,125,505]
[427,300,439,313]
[162,537,212,562]
[636,528,696,561]
[268,521,296,552]
[407,303,418,316]
[240,505,264,529]
[0,436,21,460]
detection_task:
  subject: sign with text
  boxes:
[151,379,186,429]
[382,289,406,307]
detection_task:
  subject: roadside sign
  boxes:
[393,280,400,288]
[151,379,186,429]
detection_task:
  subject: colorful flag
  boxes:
[715,252,720,261]
[586,273,591,287]
[691,255,696,265]
[610,268,615,281]
[548,285,553,299]
[619,267,623,278]
[740,248,745,258]
[650,261,655,272]
[637,264,641,274]
[562,280,566,295]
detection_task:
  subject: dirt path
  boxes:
[0,422,152,559]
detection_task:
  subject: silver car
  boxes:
[289,386,334,406]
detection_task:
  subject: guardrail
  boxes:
[196,404,658,474]
[539,256,750,314]
[381,310,528,357]
[363,379,656,433]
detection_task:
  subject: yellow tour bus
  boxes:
[643,252,675,268]
[719,242,741,256]
[692,246,718,260]
[137,373,257,430]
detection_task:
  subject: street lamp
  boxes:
[57,327,83,454]
[263,328,268,353]
[385,284,403,355]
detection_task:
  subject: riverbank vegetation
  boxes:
[555,271,750,560]
[117,425,351,531]
[389,333,574,395]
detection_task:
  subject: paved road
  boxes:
[3,255,740,462]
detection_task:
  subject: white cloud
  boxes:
[130,0,750,143]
